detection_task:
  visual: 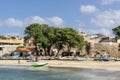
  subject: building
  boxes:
[79,32,120,57]
[0,36,24,57]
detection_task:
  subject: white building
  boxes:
[0,36,24,57]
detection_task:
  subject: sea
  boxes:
[0,65,120,80]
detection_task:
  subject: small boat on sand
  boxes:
[32,63,48,67]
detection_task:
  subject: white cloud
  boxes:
[24,16,64,26]
[4,18,23,27]
[101,28,111,36]
[76,23,85,28]
[78,28,111,36]
[91,10,120,28]
[79,28,99,34]
[101,0,120,5]
[0,16,64,27]
[5,32,20,36]
[75,20,86,28]
[47,16,64,26]
[24,16,47,26]
[80,5,99,13]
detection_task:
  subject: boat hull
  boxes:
[32,63,48,67]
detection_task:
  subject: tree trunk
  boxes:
[67,45,71,52]
[47,45,52,56]
[43,48,48,56]
[55,49,60,57]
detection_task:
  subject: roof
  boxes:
[14,48,36,52]
[0,39,23,44]
[99,37,116,43]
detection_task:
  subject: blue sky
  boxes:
[0,0,120,36]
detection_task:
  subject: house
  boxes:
[99,37,117,45]
[0,35,24,57]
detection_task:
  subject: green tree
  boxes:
[112,26,120,39]
[54,28,66,56]
[24,23,56,55]
[0,35,7,40]
[85,41,91,55]
[24,23,45,51]
[62,28,85,52]
[60,28,76,51]
[17,46,25,48]
[41,25,56,55]
[24,23,86,56]
[24,23,44,44]
[54,28,85,56]
[75,34,85,51]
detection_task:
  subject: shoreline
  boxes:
[0,60,120,71]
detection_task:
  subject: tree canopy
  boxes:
[24,23,85,56]
[0,35,7,40]
[112,26,120,39]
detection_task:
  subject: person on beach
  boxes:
[18,57,20,64]
[101,50,108,61]
[103,52,108,59]
[18,59,20,64]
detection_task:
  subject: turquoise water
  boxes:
[0,66,120,80]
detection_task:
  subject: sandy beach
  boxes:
[0,60,120,71]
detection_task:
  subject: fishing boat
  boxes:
[32,63,48,67]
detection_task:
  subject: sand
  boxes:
[0,60,120,71]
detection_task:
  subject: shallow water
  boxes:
[0,66,120,80]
